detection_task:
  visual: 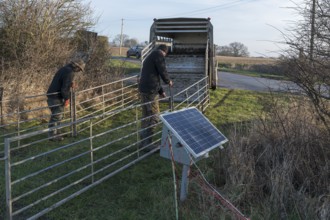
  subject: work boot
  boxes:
[49,135,64,142]
[48,123,64,141]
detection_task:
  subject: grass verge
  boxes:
[109,59,141,75]
[219,68,288,80]
[43,88,270,219]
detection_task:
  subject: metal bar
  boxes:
[0,75,140,143]
[90,120,94,183]
[155,21,209,25]
[102,85,105,117]
[5,138,13,220]
[18,136,158,215]
[11,136,88,167]
[135,106,139,154]
[168,133,179,220]
[0,87,4,126]
[2,71,210,219]
[73,89,77,137]
[75,75,137,95]
[180,164,190,201]
[16,100,20,148]
[75,84,137,109]
[13,105,49,115]
[70,87,74,137]
[155,25,209,29]
[121,81,124,107]
[12,148,90,185]
[12,152,92,203]
[155,30,208,33]
[169,85,173,111]
[26,149,153,220]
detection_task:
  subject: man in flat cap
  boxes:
[46,59,85,141]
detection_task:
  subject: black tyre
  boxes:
[136,52,141,59]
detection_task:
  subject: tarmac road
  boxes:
[116,56,316,95]
[217,71,300,93]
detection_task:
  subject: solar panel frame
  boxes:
[160,107,228,158]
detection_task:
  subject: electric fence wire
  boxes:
[118,0,259,22]
[161,125,250,219]
[167,133,180,220]
[183,147,251,220]
[165,0,259,18]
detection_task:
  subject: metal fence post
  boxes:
[121,81,124,107]
[102,85,105,117]
[206,77,210,111]
[16,98,20,147]
[0,87,3,125]
[5,138,13,220]
[197,82,200,109]
[135,106,140,155]
[72,88,77,137]
[70,87,77,137]
[70,88,73,136]
[169,85,173,111]
[89,120,94,183]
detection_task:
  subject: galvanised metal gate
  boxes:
[1,75,210,219]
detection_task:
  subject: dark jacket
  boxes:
[138,49,170,94]
[47,64,75,100]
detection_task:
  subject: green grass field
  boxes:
[1,88,269,219]
[22,88,269,220]
[0,51,279,218]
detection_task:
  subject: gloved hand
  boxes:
[159,92,166,98]
[64,99,70,107]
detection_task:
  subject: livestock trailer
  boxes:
[142,17,217,102]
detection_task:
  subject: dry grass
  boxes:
[109,47,129,56]
[219,95,330,219]
[216,56,277,65]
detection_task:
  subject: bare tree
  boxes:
[215,45,232,56]
[281,0,330,132]
[112,34,129,47]
[124,38,138,47]
[0,0,96,95]
[229,42,249,57]
[216,42,249,57]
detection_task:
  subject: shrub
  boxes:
[219,95,329,219]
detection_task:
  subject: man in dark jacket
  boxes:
[47,59,85,141]
[138,44,173,151]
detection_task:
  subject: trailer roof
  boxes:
[151,17,213,38]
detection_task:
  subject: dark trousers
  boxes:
[140,93,159,148]
[47,98,64,137]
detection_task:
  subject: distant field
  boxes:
[215,55,284,79]
[110,47,278,66]
[216,55,277,65]
[110,47,128,56]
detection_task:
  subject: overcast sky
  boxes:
[84,0,304,57]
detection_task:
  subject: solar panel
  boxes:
[160,107,228,158]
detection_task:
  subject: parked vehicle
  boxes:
[126,45,144,58]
